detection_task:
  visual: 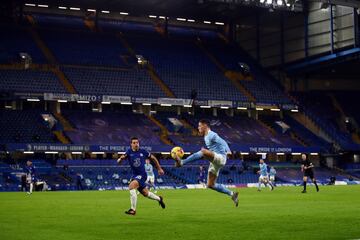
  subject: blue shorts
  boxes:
[28,175,37,183]
[131,174,147,192]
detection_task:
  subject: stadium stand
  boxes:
[1,12,359,193]
[0,109,57,143]
[126,34,249,101]
[293,92,360,150]
[0,69,68,93]
[62,110,163,145]
[0,25,46,64]
[201,39,291,104]
[61,67,165,97]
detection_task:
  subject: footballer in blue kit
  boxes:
[25,160,36,195]
[117,137,165,215]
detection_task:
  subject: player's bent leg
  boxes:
[207,171,239,207]
[201,149,215,161]
[207,172,234,196]
[140,188,165,209]
[264,178,273,190]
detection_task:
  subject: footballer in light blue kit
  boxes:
[145,159,157,192]
[257,154,274,191]
[174,119,239,207]
[269,166,276,186]
[117,137,165,215]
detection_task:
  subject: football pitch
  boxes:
[1,185,359,240]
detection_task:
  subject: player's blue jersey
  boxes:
[126,148,150,177]
[25,165,35,176]
[269,168,276,176]
[259,163,268,176]
[204,130,231,157]
[25,165,36,182]
[145,163,154,177]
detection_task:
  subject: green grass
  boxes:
[1,185,360,240]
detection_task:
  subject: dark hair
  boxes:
[199,119,210,126]
[130,137,139,143]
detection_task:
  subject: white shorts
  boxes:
[146,175,155,183]
[270,176,275,181]
[259,175,269,182]
[208,153,226,177]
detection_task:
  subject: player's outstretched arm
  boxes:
[150,154,164,175]
[117,154,127,165]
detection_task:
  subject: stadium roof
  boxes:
[21,0,300,22]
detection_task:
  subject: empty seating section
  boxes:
[342,163,360,178]
[334,92,360,125]
[126,34,248,101]
[98,20,157,35]
[1,14,291,104]
[0,26,46,64]
[32,14,87,30]
[183,114,300,147]
[294,92,359,150]
[0,69,67,93]
[62,67,165,97]
[38,29,132,67]
[0,109,56,143]
[62,110,162,145]
[167,26,219,39]
[202,40,291,104]
[259,114,330,150]
[283,115,331,151]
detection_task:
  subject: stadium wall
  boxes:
[236,3,356,68]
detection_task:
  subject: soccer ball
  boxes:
[171,146,184,160]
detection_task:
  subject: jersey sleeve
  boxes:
[143,150,151,158]
[223,139,231,153]
[125,149,131,156]
[214,132,231,153]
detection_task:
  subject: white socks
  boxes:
[130,189,137,210]
[130,189,160,211]
[29,183,33,193]
[147,191,160,201]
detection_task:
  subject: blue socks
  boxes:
[182,150,203,165]
[210,183,233,196]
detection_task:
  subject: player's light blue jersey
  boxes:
[259,163,268,176]
[269,168,276,176]
[145,163,154,177]
[204,130,231,157]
